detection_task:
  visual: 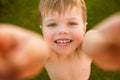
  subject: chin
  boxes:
[56,49,74,56]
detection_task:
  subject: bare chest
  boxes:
[45,56,91,80]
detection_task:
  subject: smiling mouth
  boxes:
[54,39,72,44]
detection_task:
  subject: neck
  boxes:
[56,49,80,61]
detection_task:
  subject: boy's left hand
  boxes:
[82,12,120,71]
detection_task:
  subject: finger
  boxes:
[7,35,50,79]
[0,58,17,80]
[0,31,18,56]
[0,32,11,52]
[95,12,120,44]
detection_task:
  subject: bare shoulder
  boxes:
[77,49,92,65]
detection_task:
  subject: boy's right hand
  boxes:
[0,23,50,79]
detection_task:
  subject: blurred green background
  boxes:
[0,0,120,80]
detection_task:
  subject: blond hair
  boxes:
[39,0,87,25]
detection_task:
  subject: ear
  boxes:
[83,22,87,35]
[85,22,88,26]
[39,25,42,29]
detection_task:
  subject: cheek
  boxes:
[74,28,85,42]
[42,30,53,44]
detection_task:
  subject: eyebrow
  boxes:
[44,17,57,22]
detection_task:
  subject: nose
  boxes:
[57,26,69,35]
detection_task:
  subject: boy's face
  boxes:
[41,7,86,55]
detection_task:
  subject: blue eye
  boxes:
[47,23,57,27]
[68,22,78,26]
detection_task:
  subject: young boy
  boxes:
[0,0,92,80]
[0,0,120,80]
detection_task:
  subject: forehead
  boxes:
[43,7,82,21]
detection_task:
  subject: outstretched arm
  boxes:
[0,23,50,79]
[82,12,120,71]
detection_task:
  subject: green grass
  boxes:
[0,0,120,80]
[85,0,120,30]
[0,0,41,33]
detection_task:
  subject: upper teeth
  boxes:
[56,40,71,44]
